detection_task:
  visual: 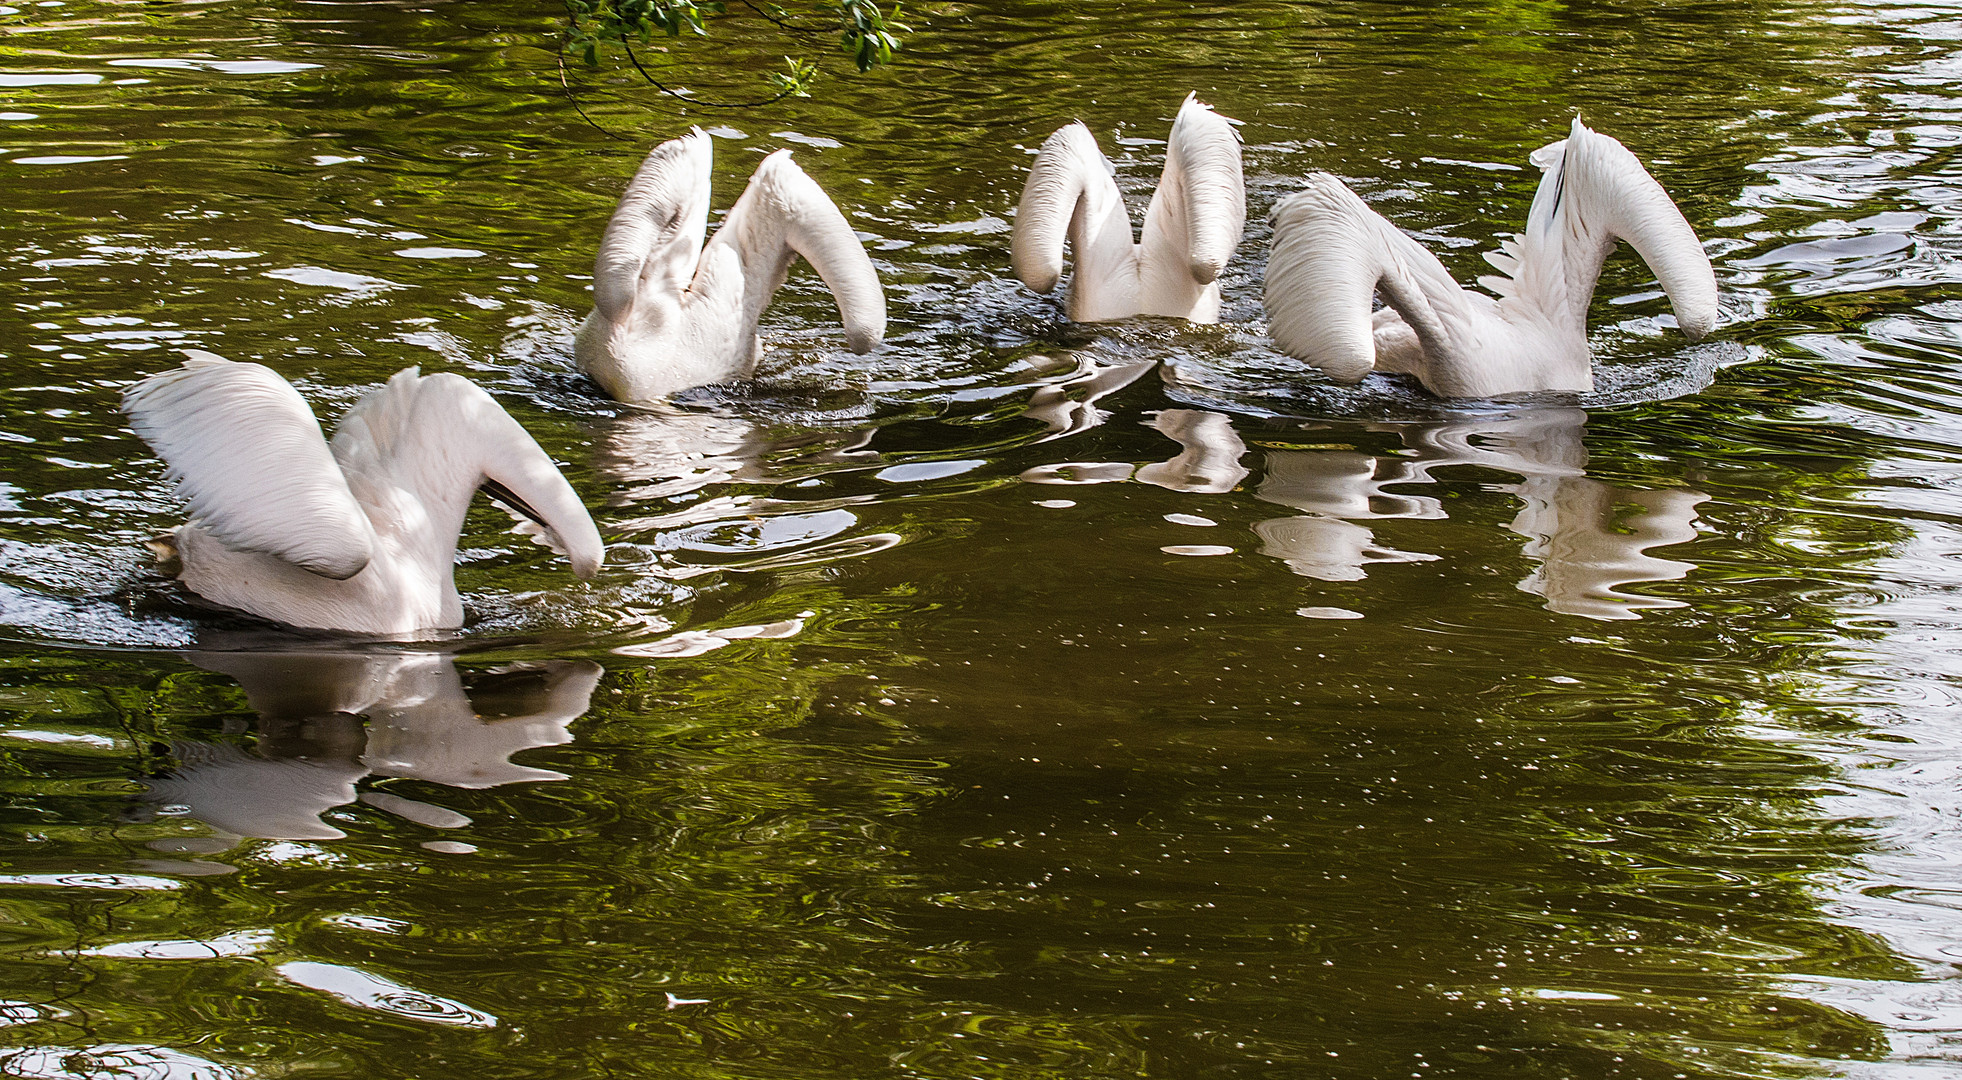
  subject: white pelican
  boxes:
[123,356,604,635]
[1263,118,1719,398]
[1012,93,1245,323]
[574,128,887,402]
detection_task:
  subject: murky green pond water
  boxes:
[3,0,1961,1075]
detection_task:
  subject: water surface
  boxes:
[2,0,1961,1076]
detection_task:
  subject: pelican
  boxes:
[1263,118,1719,398]
[123,356,604,635]
[573,128,887,402]
[1012,93,1245,323]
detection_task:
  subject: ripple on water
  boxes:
[1161,544,1234,556]
[274,962,497,1028]
[0,1045,244,1080]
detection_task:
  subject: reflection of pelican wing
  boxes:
[1023,359,1156,441]
[596,405,765,503]
[1392,408,1590,479]
[1511,478,1706,620]
[145,649,378,840]
[597,406,880,505]
[1254,516,1438,581]
[152,649,603,841]
[189,649,394,720]
[142,740,364,841]
[1257,451,1445,520]
[362,659,602,788]
[1393,407,1707,620]
[1136,410,1248,493]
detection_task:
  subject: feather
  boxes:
[1016,96,1244,323]
[328,366,425,489]
[338,371,605,582]
[123,358,375,579]
[575,131,884,401]
[1158,92,1245,284]
[1264,119,1717,398]
[1011,121,1113,296]
[714,149,886,354]
[1264,174,1472,385]
[591,129,713,324]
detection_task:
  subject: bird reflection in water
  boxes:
[1255,443,1445,581]
[138,650,602,843]
[1136,409,1250,493]
[1021,357,1158,441]
[1405,408,1707,620]
[595,403,878,505]
[1256,406,1706,618]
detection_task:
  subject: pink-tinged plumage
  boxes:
[1011,93,1246,323]
[1263,118,1719,398]
[123,357,604,635]
[574,129,887,403]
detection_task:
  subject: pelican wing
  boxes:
[1502,119,1718,339]
[332,370,603,580]
[1153,93,1245,284]
[593,128,714,324]
[1011,122,1112,294]
[123,357,375,579]
[711,149,886,353]
[1264,174,1476,384]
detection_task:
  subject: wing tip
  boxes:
[845,318,886,354]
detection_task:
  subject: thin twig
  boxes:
[556,35,631,140]
[620,35,797,109]
[737,0,828,35]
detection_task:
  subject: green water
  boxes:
[3,0,1961,1076]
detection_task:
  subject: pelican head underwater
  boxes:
[1262,118,1720,398]
[1011,93,1247,323]
[573,128,888,403]
[123,355,604,635]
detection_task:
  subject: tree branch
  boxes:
[620,35,798,109]
[556,34,631,140]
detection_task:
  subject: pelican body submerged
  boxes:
[124,356,604,635]
[1012,93,1246,323]
[1263,118,1719,398]
[574,128,887,403]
